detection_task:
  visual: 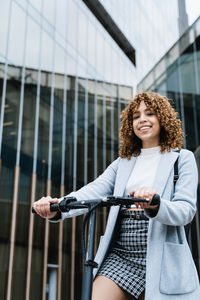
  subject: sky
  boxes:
[186,0,200,25]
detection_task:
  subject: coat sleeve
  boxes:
[50,157,120,221]
[146,150,198,226]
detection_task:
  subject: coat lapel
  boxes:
[153,150,179,196]
[114,156,137,196]
[108,156,137,219]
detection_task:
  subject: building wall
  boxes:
[138,16,200,277]
[0,63,132,300]
[0,0,183,299]
[0,0,180,87]
[100,0,180,82]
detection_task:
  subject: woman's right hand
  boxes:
[33,196,59,219]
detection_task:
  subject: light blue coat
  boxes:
[57,149,200,299]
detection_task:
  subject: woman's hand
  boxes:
[129,186,159,210]
[33,196,59,219]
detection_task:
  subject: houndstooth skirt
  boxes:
[97,210,149,299]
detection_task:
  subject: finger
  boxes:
[129,191,135,196]
[142,202,149,209]
[48,198,59,203]
[134,186,146,198]
[135,202,139,209]
[136,202,143,209]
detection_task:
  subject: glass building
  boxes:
[138,16,200,279]
[0,0,185,300]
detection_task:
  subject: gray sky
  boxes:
[186,0,200,25]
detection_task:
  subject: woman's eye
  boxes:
[147,112,154,116]
[133,115,139,119]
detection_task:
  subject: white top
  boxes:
[124,146,161,196]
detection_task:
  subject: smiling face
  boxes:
[132,101,161,148]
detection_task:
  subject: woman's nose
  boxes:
[139,113,147,122]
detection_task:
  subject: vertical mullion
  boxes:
[84,80,88,185]
[25,0,44,296]
[61,76,67,188]
[110,99,114,162]
[102,87,106,170]
[102,84,106,230]
[57,213,63,300]
[70,76,78,300]
[70,77,78,300]
[84,13,89,186]
[57,71,68,300]
[193,37,200,146]
[42,1,57,299]
[58,1,69,296]
[94,81,98,253]
[94,23,97,180]
[25,66,41,298]
[117,85,121,148]
[71,2,79,297]
[94,81,97,179]
[25,171,37,300]
[177,56,186,147]
[73,78,78,190]
[6,2,29,299]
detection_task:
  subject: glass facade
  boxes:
[0,0,183,299]
[99,0,180,82]
[0,0,180,87]
[0,62,132,300]
[138,16,200,278]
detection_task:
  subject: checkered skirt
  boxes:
[97,211,149,299]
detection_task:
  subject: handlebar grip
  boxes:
[150,194,160,206]
[32,203,59,214]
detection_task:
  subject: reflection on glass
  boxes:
[97,97,103,175]
[88,93,95,182]
[77,79,85,189]
[65,77,74,195]
[0,61,133,298]
[106,98,112,166]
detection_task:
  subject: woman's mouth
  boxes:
[139,126,152,132]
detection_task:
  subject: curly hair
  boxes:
[119,91,184,159]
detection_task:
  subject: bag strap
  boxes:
[173,149,180,187]
[173,149,191,240]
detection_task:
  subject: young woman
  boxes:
[33,92,200,300]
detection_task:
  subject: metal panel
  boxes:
[70,76,78,300]
[42,179,51,300]
[6,165,20,300]
[25,172,37,300]
[57,185,64,300]
[84,79,88,185]
[94,81,97,178]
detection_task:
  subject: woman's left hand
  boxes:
[129,186,159,210]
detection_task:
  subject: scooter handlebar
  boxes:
[32,194,160,214]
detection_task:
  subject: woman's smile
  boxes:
[139,125,152,132]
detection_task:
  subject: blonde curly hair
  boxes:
[119,92,184,159]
